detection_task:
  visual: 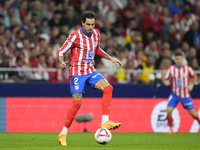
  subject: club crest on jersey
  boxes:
[88,49,94,59]
[177,79,182,85]
[75,85,79,90]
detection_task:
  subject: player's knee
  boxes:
[167,110,172,116]
[188,109,197,117]
[73,100,82,109]
[103,85,113,94]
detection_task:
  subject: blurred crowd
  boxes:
[0,0,200,84]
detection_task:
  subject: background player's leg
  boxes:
[166,107,174,133]
[94,79,111,124]
[188,109,200,124]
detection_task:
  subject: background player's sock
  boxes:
[101,115,109,125]
[166,115,173,128]
[64,100,82,128]
[101,85,113,125]
[60,126,68,134]
[195,115,200,124]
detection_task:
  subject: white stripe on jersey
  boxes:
[91,34,95,50]
[91,35,96,73]
[84,36,89,74]
[58,34,77,56]
[175,67,179,96]
[171,67,175,94]
[185,66,189,97]
[93,30,98,41]
[189,67,194,76]
[165,68,170,79]
[180,67,184,98]
[72,47,77,75]
[85,36,92,74]
[93,30,105,54]
[78,30,84,75]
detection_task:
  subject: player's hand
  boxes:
[188,85,194,91]
[111,58,123,67]
[59,61,68,70]
[163,79,170,86]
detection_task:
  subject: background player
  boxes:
[163,52,200,133]
[57,10,122,146]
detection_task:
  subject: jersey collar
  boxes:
[175,64,184,69]
[81,27,93,37]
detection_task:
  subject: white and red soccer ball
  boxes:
[94,128,112,144]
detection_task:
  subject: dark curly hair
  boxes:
[80,10,97,23]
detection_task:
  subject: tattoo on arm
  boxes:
[103,53,111,60]
[58,56,64,64]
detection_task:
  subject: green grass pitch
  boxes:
[0,132,200,150]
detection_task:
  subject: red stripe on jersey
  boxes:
[80,30,87,75]
[71,37,78,76]
[178,68,181,97]
[187,67,190,97]
[173,66,176,94]
[183,66,186,98]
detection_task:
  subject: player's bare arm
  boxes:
[163,79,170,86]
[103,53,123,66]
[58,56,68,70]
[188,75,197,91]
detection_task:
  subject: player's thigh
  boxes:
[86,71,108,91]
[72,93,82,101]
[181,97,195,110]
[167,107,174,116]
[188,109,197,118]
[94,79,110,91]
[70,75,88,94]
[167,92,179,109]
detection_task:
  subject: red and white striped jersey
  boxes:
[165,65,196,98]
[57,27,105,76]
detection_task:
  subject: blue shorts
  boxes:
[69,71,105,94]
[167,92,194,110]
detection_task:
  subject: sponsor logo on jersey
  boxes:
[82,59,93,62]
[92,73,100,78]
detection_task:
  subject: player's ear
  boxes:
[81,20,84,26]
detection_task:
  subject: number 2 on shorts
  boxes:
[74,77,78,85]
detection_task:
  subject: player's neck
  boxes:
[175,64,183,69]
[81,27,93,37]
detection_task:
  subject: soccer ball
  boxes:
[94,128,112,144]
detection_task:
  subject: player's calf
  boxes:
[64,100,82,128]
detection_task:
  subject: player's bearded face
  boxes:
[174,56,183,67]
[82,18,95,35]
